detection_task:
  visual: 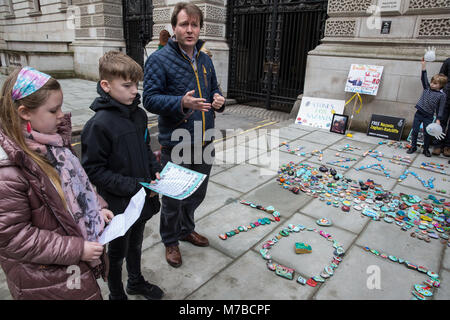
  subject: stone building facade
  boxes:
[0,0,449,134]
[0,0,229,94]
[302,0,450,134]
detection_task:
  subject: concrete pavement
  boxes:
[0,74,449,300]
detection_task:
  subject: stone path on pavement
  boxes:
[0,74,449,300]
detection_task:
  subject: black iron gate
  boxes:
[227,0,328,112]
[122,0,153,67]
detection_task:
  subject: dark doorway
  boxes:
[122,0,153,67]
[227,0,328,112]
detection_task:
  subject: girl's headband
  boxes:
[11,66,51,101]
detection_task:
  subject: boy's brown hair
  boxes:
[431,73,448,89]
[99,51,143,83]
[171,2,203,28]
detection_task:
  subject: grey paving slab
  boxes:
[278,139,328,156]
[243,180,313,217]
[434,269,450,300]
[344,168,398,190]
[355,220,444,273]
[195,182,241,219]
[373,143,418,162]
[267,127,311,141]
[243,132,282,152]
[194,201,285,258]
[245,148,307,173]
[210,162,237,177]
[306,150,362,173]
[353,156,406,179]
[299,197,370,235]
[138,242,233,300]
[346,131,389,145]
[410,152,450,175]
[314,245,435,300]
[328,138,377,156]
[287,123,317,132]
[214,145,267,166]
[187,250,315,300]
[443,246,450,271]
[398,166,450,196]
[210,163,277,193]
[300,130,346,146]
[254,213,357,280]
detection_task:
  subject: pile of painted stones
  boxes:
[276,162,450,247]
[260,221,345,287]
[363,246,441,300]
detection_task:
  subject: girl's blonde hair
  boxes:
[0,68,66,206]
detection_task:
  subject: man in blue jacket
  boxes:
[143,2,225,268]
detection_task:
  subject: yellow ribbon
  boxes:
[344,92,363,114]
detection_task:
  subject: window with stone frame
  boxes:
[5,0,15,18]
[59,0,72,12]
[28,0,42,16]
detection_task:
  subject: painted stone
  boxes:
[414,284,433,297]
[427,271,439,279]
[313,275,325,283]
[316,218,332,226]
[219,234,227,240]
[295,242,312,254]
[260,248,271,260]
[266,261,277,271]
[297,276,307,285]
[275,264,294,280]
[306,278,318,287]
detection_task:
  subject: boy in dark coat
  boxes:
[81,51,164,300]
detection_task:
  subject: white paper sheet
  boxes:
[98,187,146,245]
[140,162,206,200]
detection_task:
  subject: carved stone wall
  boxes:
[408,0,450,10]
[417,16,450,38]
[328,0,373,15]
[325,20,357,37]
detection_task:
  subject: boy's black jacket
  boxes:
[81,83,161,220]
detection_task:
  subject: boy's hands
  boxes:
[149,172,160,197]
[421,57,426,70]
[100,208,114,224]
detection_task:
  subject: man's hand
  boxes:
[212,93,225,110]
[182,90,211,112]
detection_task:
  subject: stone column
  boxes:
[147,0,229,96]
[71,0,125,80]
[302,0,450,136]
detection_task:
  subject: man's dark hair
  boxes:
[171,2,203,28]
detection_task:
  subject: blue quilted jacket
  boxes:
[143,38,224,147]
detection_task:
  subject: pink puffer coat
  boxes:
[0,116,105,300]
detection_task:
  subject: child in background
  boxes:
[0,67,113,300]
[407,58,447,157]
[81,51,164,300]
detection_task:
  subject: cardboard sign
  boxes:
[295,97,345,130]
[367,114,405,141]
[345,64,384,96]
